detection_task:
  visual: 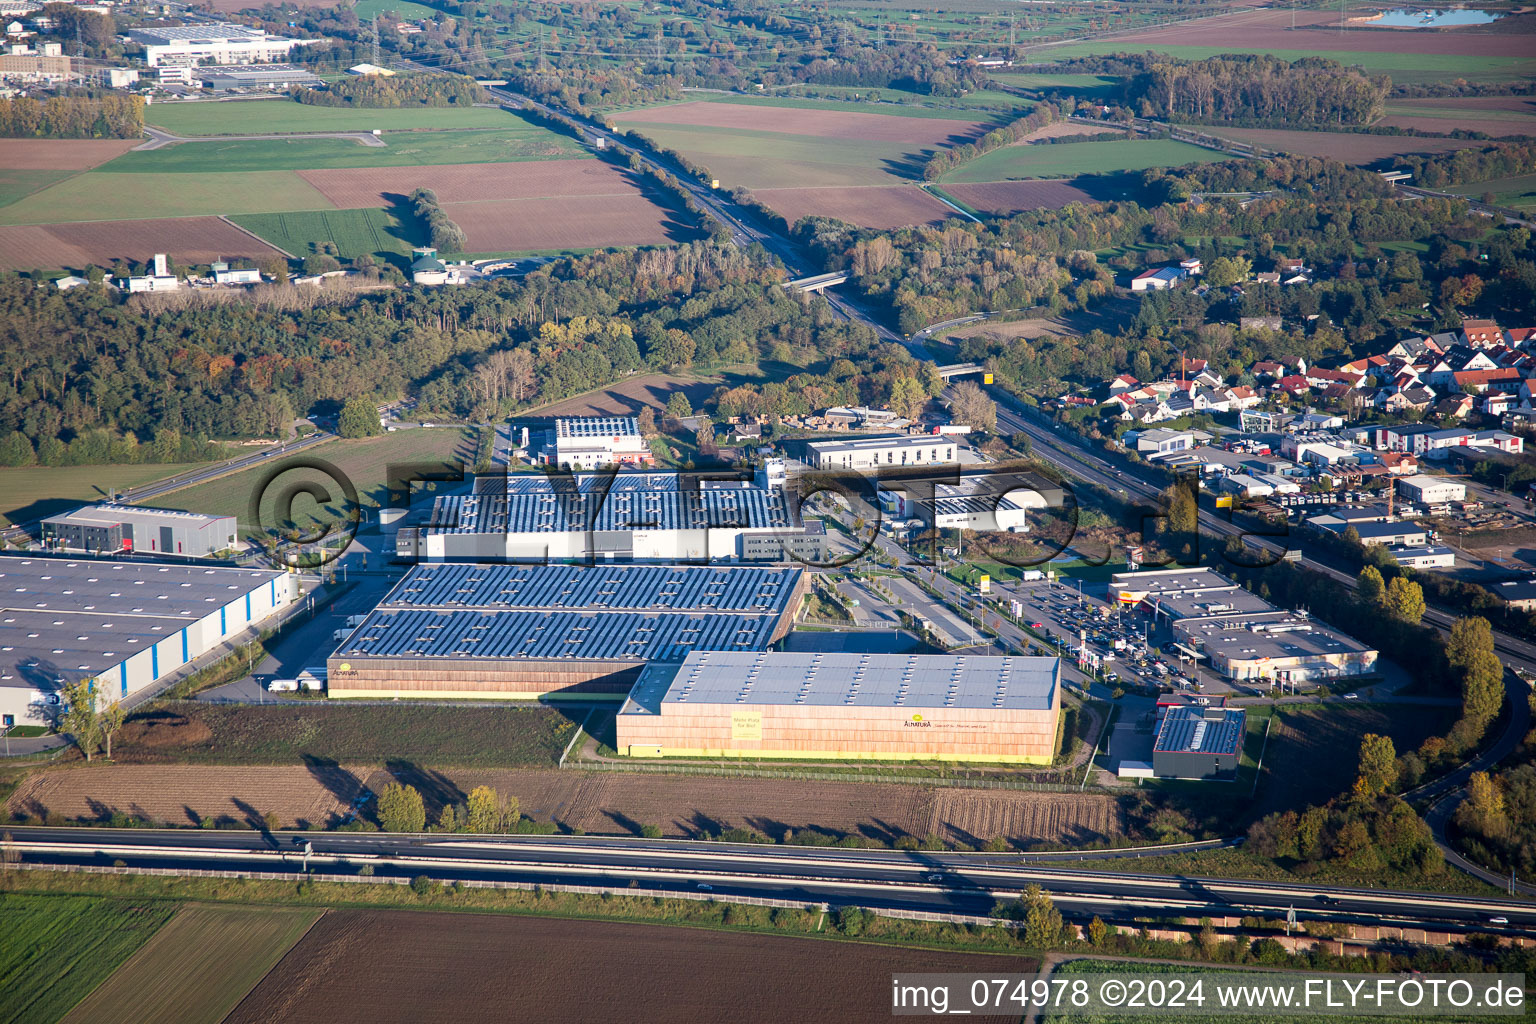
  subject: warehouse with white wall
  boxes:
[0,557,295,728]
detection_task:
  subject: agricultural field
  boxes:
[1447,172,1536,213]
[231,207,422,260]
[707,89,1022,119]
[938,179,1096,216]
[103,702,575,768]
[1199,127,1473,164]
[150,427,477,525]
[9,759,1125,845]
[609,98,999,225]
[1032,6,1536,83]
[748,185,955,229]
[3,102,692,267]
[59,904,322,1024]
[0,216,287,272]
[223,909,1035,1024]
[941,138,1224,183]
[144,98,518,136]
[1379,96,1536,139]
[0,461,211,528]
[0,894,176,1024]
[0,170,335,225]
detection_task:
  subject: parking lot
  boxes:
[997,578,1239,697]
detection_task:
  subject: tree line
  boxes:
[0,94,143,139]
[296,72,484,108]
[922,102,1061,182]
[410,187,467,254]
[1392,142,1536,190]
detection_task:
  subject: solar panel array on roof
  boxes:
[428,482,793,535]
[335,564,801,664]
[624,651,1058,713]
[556,417,640,439]
[1154,706,1244,756]
[380,563,794,612]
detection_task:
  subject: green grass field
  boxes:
[353,0,439,17]
[232,207,425,260]
[145,99,520,136]
[0,461,212,528]
[0,169,74,211]
[0,894,177,1024]
[0,170,333,225]
[99,126,585,175]
[59,904,322,1024]
[121,703,575,767]
[989,72,1123,100]
[941,137,1223,183]
[1447,172,1536,212]
[150,427,476,528]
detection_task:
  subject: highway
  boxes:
[7,827,1532,935]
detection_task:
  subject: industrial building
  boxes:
[128,23,308,66]
[1153,705,1245,780]
[0,557,294,728]
[805,434,958,471]
[1395,475,1466,505]
[401,465,813,563]
[616,651,1061,764]
[326,563,805,700]
[1111,567,1378,684]
[539,416,655,471]
[878,470,1063,534]
[199,63,322,90]
[41,505,238,558]
[738,520,826,563]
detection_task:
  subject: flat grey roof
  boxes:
[1111,567,1237,598]
[620,651,1059,715]
[1150,587,1273,620]
[42,504,232,529]
[335,564,800,664]
[0,556,283,689]
[1174,612,1375,659]
[430,471,794,534]
[130,24,272,42]
[807,434,955,455]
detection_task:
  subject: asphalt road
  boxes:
[8,827,1532,935]
[136,126,387,151]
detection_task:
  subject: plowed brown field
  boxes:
[9,764,366,828]
[9,764,1127,844]
[1202,127,1471,163]
[612,101,988,145]
[941,180,1095,215]
[441,194,688,251]
[750,185,954,228]
[1380,96,1536,138]
[535,372,713,417]
[224,910,1034,1024]
[1,139,137,170]
[296,159,653,209]
[0,216,283,271]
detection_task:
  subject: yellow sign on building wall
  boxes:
[731,711,763,741]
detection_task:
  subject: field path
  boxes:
[135,125,386,151]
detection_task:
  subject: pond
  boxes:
[1364,8,1505,27]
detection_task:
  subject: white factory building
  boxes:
[128,24,309,67]
[805,434,958,471]
[0,557,296,728]
[877,470,1064,534]
[1395,475,1466,506]
[539,416,655,471]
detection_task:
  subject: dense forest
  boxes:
[0,94,143,139]
[1124,54,1390,125]
[296,72,484,108]
[0,243,877,463]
